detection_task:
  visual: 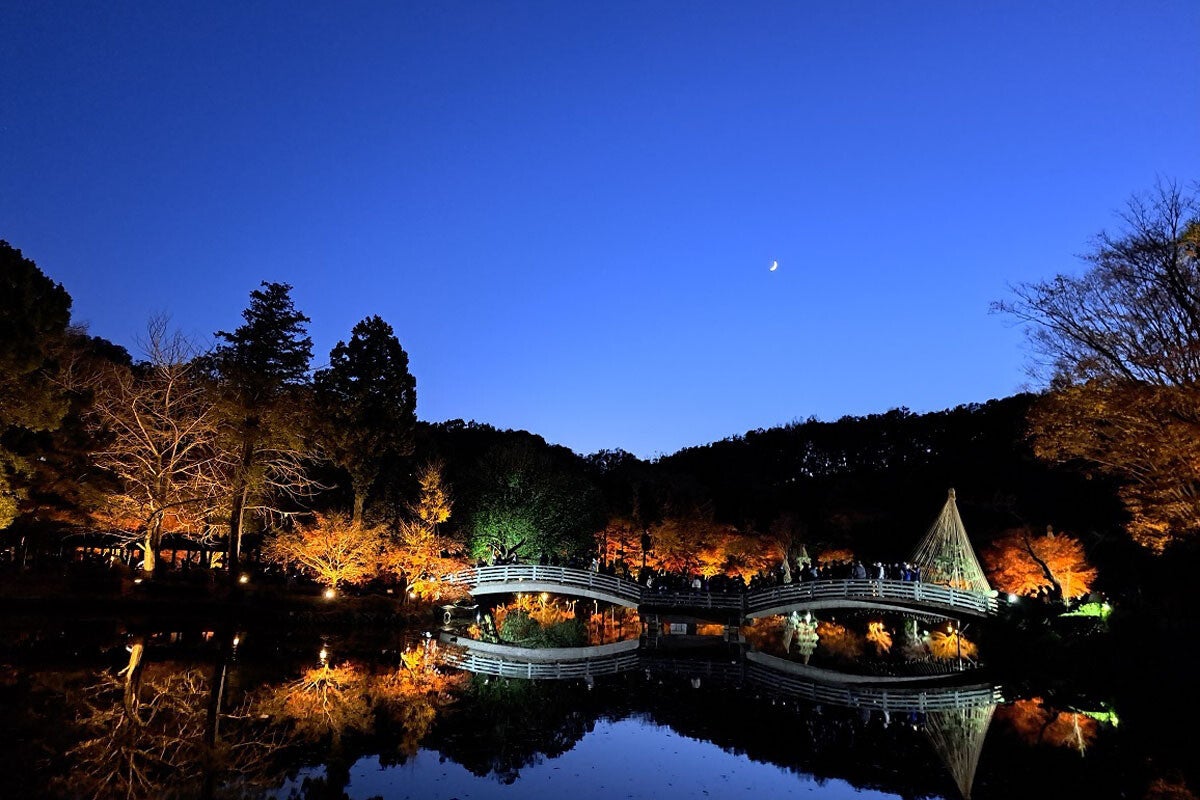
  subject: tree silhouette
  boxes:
[0,241,72,529]
[207,282,314,576]
[313,315,416,526]
[998,181,1200,549]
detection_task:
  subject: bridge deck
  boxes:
[447,566,1002,619]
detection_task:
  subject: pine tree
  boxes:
[208,282,313,575]
[313,315,416,525]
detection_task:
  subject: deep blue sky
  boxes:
[3,2,1197,458]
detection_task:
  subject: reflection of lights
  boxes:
[324,588,336,600]
[232,635,241,647]
[238,573,249,584]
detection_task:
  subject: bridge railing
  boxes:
[440,637,1003,711]
[743,662,1004,711]
[442,648,641,680]
[448,568,1001,617]
[640,590,745,611]
[744,578,1000,617]
[446,565,644,605]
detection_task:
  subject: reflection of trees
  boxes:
[425,676,598,784]
[255,642,467,754]
[260,662,374,743]
[995,697,1099,754]
[817,620,863,660]
[55,662,281,800]
[928,626,978,661]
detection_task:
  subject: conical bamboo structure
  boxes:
[925,703,997,800]
[909,489,992,595]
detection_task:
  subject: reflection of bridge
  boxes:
[447,564,1002,620]
[438,634,1003,713]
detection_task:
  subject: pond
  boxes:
[0,606,1191,800]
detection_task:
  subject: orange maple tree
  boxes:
[982,526,1097,600]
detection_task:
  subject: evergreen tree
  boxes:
[208,282,313,575]
[313,315,416,525]
[0,241,72,528]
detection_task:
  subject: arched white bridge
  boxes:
[437,633,1003,713]
[445,564,1005,621]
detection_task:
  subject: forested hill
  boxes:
[650,394,1122,558]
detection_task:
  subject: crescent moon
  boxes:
[769,260,778,271]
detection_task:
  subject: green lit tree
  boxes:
[465,442,602,563]
[313,315,416,526]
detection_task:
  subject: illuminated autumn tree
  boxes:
[1030,383,1200,552]
[866,621,893,655]
[928,626,978,661]
[997,181,1200,550]
[385,517,468,600]
[982,526,1098,600]
[595,516,642,568]
[643,516,703,575]
[383,462,467,599]
[264,512,384,589]
[82,319,228,576]
[816,621,863,660]
[412,460,452,531]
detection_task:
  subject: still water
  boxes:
[0,612,1188,800]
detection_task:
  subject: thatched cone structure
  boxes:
[909,488,992,595]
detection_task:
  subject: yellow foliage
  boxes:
[264,513,384,589]
[817,621,863,660]
[866,621,892,655]
[1030,383,1200,552]
[742,617,786,653]
[261,663,373,742]
[817,547,855,564]
[493,594,576,631]
[927,629,978,660]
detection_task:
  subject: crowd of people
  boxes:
[486,551,929,596]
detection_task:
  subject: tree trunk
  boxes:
[1023,532,1064,602]
[122,637,146,726]
[142,519,162,578]
[226,437,255,579]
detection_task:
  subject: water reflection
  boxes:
[0,619,1163,800]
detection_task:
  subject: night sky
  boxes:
[3,2,1197,457]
